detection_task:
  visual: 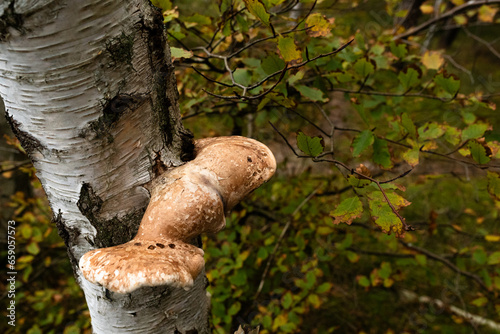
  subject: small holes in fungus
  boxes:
[247,156,252,162]
[148,245,156,250]
[156,243,165,248]
[168,243,175,249]
[134,242,142,246]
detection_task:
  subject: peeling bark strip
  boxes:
[0,0,206,332]
[80,136,277,294]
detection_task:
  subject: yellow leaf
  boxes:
[162,7,179,23]
[244,0,270,26]
[478,5,498,23]
[2,171,13,178]
[421,51,444,70]
[453,14,468,25]
[305,13,333,37]
[272,314,288,329]
[464,208,476,215]
[402,147,419,167]
[420,4,434,14]
[277,36,302,62]
[485,235,500,242]
[451,0,464,5]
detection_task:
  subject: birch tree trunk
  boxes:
[0,0,210,332]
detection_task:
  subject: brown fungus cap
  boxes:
[79,136,276,293]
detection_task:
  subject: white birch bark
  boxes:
[0,0,209,332]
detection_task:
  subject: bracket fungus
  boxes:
[79,136,276,293]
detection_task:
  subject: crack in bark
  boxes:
[77,183,144,248]
[5,111,46,155]
[0,1,24,41]
[52,209,80,271]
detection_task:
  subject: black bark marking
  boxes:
[0,1,25,41]
[179,128,195,162]
[79,94,146,143]
[77,183,144,247]
[138,5,196,162]
[52,210,80,271]
[168,243,175,249]
[5,111,46,155]
[105,31,134,67]
[156,243,165,248]
[152,151,169,177]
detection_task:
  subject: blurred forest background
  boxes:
[1,0,500,333]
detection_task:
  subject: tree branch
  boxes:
[394,0,500,40]
[399,241,491,293]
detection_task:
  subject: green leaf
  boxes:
[316,282,332,293]
[347,174,371,188]
[473,249,487,265]
[243,0,270,25]
[434,72,460,96]
[468,141,491,164]
[288,70,305,86]
[227,302,241,316]
[390,41,407,58]
[357,275,371,287]
[233,69,252,86]
[337,233,353,250]
[401,113,417,138]
[402,145,420,167]
[282,292,293,309]
[229,270,247,286]
[353,58,375,77]
[415,254,427,266]
[150,0,172,11]
[488,251,500,265]
[170,47,193,59]
[26,242,40,255]
[373,138,393,168]
[261,54,285,75]
[352,130,374,157]
[278,36,302,62]
[308,294,321,308]
[27,325,43,334]
[295,85,328,102]
[444,126,461,145]
[183,13,212,25]
[487,171,500,200]
[367,191,410,237]
[257,247,268,260]
[462,123,489,141]
[471,297,488,307]
[418,122,445,140]
[331,196,363,225]
[296,132,324,156]
[398,66,421,90]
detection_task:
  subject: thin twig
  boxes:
[394,0,500,40]
[201,39,353,100]
[463,27,500,59]
[254,184,323,300]
[399,241,492,293]
[270,123,415,232]
[0,160,31,174]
